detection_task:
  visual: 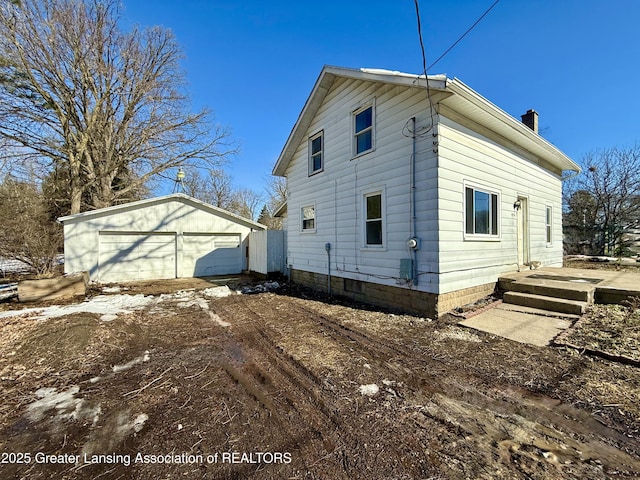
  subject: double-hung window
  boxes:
[465,186,499,237]
[353,104,373,156]
[545,205,553,244]
[364,192,383,246]
[301,205,316,232]
[308,131,323,175]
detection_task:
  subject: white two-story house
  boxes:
[272,66,580,317]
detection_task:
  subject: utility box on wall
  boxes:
[400,258,413,281]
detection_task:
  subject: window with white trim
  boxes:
[308,131,323,175]
[301,205,315,232]
[465,186,499,237]
[545,205,553,244]
[364,192,383,246]
[353,104,373,156]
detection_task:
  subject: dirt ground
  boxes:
[0,279,639,479]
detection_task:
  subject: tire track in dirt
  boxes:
[217,293,640,478]
[218,295,455,477]
[207,297,351,475]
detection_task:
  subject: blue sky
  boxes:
[121,0,640,197]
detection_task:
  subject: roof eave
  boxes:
[444,78,581,174]
[58,193,267,230]
[272,65,448,177]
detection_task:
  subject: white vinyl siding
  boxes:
[280,72,568,301]
[437,115,564,293]
[284,77,439,292]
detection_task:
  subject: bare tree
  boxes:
[229,188,264,221]
[260,175,287,229]
[0,0,235,214]
[180,168,235,209]
[206,169,236,209]
[0,176,62,275]
[564,145,640,255]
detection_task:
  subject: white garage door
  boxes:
[183,233,242,277]
[98,232,176,283]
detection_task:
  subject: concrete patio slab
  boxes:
[459,303,574,347]
[499,266,640,292]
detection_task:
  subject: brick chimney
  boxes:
[521,109,538,133]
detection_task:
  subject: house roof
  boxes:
[58,193,267,230]
[272,200,287,218]
[272,65,580,177]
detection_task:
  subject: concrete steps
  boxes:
[500,276,594,315]
[503,291,589,315]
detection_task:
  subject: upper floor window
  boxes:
[465,185,499,237]
[353,104,374,156]
[308,131,323,175]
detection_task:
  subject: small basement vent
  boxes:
[344,278,364,294]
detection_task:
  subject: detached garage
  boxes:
[58,193,266,283]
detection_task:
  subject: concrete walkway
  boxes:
[459,303,577,347]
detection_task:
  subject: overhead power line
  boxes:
[428,0,501,70]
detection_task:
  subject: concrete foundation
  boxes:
[290,269,495,318]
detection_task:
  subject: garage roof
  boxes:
[58,193,267,230]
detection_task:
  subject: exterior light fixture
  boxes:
[513,199,521,210]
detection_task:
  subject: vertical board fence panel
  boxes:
[249,230,285,275]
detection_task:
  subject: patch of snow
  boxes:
[0,258,32,274]
[359,384,379,396]
[177,296,209,310]
[81,410,148,457]
[438,326,482,343]
[159,288,233,326]
[100,314,118,322]
[27,386,101,425]
[112,351,150,373]
[0,294,155,321]
[0,283,18,302]
[209,312,231,327]
[202,286,234,298]
[132,413,148,432]
[101,286,121,293]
